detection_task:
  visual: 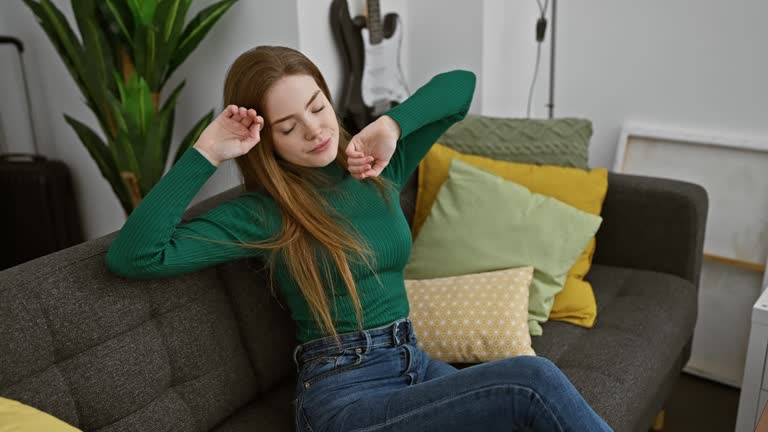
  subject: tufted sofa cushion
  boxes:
[532,264,698,432]
[0,235,262,431]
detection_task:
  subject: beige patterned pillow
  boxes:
[405,267,536,363]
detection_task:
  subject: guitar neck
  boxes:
[366,0,383,45]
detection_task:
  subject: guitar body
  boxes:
[360,14,408,117]
[330,0,409,135]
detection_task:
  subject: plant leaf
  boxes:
[146,27,157,90]
[141,80,185,187]
[73,0,116,133]
[23,0,87,96]
[64,115,132,212]
[105,91,141,177]
[159,79,186,162]
[127,0,157,26]
[120,73,154,136]
[113,69,127,103]
[103,0,134,48]
[152,0,191,87]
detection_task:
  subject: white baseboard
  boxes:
[683,364,742,389]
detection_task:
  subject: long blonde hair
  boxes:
[187,46,398,341]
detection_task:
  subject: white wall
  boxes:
[555,0,768,168]
[482,0,551,118]
[404,1,483,113]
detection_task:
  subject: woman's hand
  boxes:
[346,115,401,180]
[193,105,265,167]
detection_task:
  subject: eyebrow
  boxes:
[271,90,322,126]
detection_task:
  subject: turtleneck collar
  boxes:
[319,159,345,179]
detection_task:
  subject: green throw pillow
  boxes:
[437,114,592,169]
[405,158,603,335]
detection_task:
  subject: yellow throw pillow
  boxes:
[0,397,82,432]
[405,267,536,363]
[414,143,608,328]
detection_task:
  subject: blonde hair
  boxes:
[183,46,398,342]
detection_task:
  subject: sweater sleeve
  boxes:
[382,69,477,187]
[104,147,271,279]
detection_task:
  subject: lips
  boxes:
[310,137,331,153]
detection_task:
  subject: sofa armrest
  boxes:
[593,172,709,290]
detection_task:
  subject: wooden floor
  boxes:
[665,372,740,432]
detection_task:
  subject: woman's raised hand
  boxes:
[193,105,265,167]
[346,115,401,180]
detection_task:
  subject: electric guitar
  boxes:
[330,0,409,134]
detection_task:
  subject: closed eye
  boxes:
[281,105,325,135]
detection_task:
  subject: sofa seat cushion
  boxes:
[532,264,698,431]
[211,376,295,432]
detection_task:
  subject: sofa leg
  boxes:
[651,409,665,432]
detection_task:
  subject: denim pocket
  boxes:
[301,347,368,386]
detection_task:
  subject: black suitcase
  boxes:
[0,36,83,271]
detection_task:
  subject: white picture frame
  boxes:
[614,123,768,386]
[614,123,768,273]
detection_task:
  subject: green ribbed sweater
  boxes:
[105,70,476,343]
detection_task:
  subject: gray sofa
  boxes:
[0,168,707,432]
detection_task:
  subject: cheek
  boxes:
[271,136,289,157]
[323,110,339,127]
[273,136,303,159]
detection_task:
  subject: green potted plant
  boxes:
[24,0,238,215]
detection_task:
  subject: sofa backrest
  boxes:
[0,231,293,431]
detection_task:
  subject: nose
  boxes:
[304,118,322,140]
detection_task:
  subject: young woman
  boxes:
[106,46,613,432]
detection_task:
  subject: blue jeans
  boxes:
[291,317,614,432]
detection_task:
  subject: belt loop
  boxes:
[364,330,372,354]
[392,319,401,346]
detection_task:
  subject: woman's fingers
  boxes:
[250,109,264,130]
[248,121,261,139]
[348,155,374,165]
[237,107,251,126]
[348,164,372,174]
[346,138,366,156]
[223,105,262,128]
[367,159,387,177]
[348,154,374,177]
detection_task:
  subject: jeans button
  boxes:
[304,382,310,389]
[355,347,362,354]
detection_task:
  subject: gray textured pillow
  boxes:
[437,115,592,169]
